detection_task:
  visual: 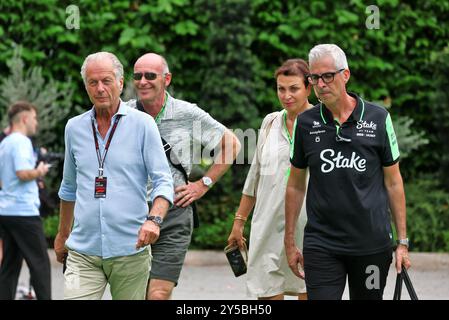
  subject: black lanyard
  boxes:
[91,115,122,177]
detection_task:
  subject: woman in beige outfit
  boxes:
[227,59,313,300]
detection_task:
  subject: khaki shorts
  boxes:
[150,205,193,285]
[64,249,150,300]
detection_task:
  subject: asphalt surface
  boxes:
[16,250,449,300]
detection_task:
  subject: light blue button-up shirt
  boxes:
[58,101,174,259]
[0,132,40,216]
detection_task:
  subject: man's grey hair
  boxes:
[80,52,124,85]
[309,44,349,70]
[161,55,170,74]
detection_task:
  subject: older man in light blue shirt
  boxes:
[54,52,173,300]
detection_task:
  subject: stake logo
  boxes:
[320,149,367,173]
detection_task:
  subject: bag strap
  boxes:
[393,265,418,300]
[259,113,277,151]
[160,137,188,182]
[137,100,200,228]
[393,271,403,300]
[401,265,419,300]
[161,137,200,228]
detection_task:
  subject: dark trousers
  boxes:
[0,216,51,300]
[303,248,392,300]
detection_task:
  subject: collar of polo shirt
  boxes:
[319,92,365,125]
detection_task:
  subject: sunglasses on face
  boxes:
[133,72,162,81]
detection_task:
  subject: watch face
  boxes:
[147,215,163,226]
[202,176,213,186]
[397,239,409,247]
[154,216,163,224]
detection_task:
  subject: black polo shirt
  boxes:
[291,93,399,255]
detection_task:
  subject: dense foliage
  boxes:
[0,0,447,251]
[405,176,449,252]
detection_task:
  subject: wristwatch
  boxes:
[201,176,213,188]
[146,215,163,227]
[396,238,409,248]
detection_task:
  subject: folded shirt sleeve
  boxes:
[58,120,77,202]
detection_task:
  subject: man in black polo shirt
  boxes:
[284,44,411,300]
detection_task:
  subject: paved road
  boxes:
[16,250,449,300]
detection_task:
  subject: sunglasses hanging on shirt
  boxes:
[334,120,352,143]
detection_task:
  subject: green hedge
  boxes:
[2,0,448,250]
[1,0,448,174]
[43,214,59,240]
[405,176,449,252]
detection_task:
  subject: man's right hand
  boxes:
[135,220,160,249]
[54,232,68,263]
[36,161,50,177]
[285,243,305,279]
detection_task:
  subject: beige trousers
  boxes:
[64,249,150,300]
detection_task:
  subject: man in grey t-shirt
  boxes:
[130,53,241,300]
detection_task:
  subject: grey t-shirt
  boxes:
[128,93,226,199]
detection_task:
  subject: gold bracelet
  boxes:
[234,214,247,222]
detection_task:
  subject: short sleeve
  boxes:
[290,116,307,169]
[382,113,400,166]
[13,138,34,171]
[190,105,226,149]
[242,112,277,197]
[58,120,78,201]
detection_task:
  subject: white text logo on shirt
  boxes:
[356,120,377,138]
[320,149,367,173]
[356,120,377,130]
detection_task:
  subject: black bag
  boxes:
[224,242,248,277]
[393,265,419,300]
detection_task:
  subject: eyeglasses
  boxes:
[133,72,164,81]
[307,69,345,85]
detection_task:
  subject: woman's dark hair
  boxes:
[274,59,310,87]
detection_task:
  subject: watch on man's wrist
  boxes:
[201,176,213,188]
[146,215,163,227]
[396,238,409,248]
